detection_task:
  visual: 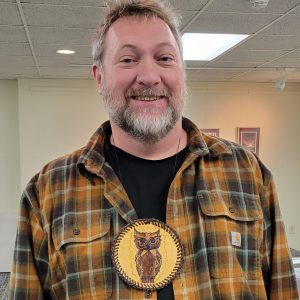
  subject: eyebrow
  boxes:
[119,42,177,52]
[119,44,138,51]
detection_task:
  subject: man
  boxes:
[9,0,299,299]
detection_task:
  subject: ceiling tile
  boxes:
[0,26,28,43]
[33,43,91,57]
[39,66,90,77]
[216,49,289,63]
[21,0,208,10]
[206,0,300,14]
[207,61,259,68]
[184,61,209,68]
[170,0,208,11]
[263,61,300,68]
[0,55,35,67]
[0,75,16,79]
[261,14,300,35]
[292,5,300,14]
[237,34,300,51]
[261,50,300,67]
[28,27,94,44]
[0,0,299,81]
[22,4,105,28]
[0,3,23,26]
[37,56,92,67]
[232,70,279,82]
[0,42,31,55]
[184,12,279,34]
[266,50,300,62]
[0,65,38,76]
[180,11,202,30]
[186,69,243,81]
[20,0,106,6]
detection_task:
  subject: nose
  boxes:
[136,58,161,88]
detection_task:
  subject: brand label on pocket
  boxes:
[231,231,241,247]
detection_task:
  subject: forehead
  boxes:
[104,16,179,52]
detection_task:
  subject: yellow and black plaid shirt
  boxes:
[9,118,299,299]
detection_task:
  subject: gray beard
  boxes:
[102,87,184,144]
[116,105,178,143]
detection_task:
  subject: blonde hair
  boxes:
[92,0,182,67]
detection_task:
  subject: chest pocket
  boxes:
[198,191,263,279]
[51,211,112,299]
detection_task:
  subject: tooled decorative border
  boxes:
[111,218,184,291]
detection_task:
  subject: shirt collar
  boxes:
[183,117,232,157]
[77,120,111,177]
[78,118,232,176]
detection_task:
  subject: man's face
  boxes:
[94,16,185,143]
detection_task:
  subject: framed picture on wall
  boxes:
[237,127,260,155]
[201,128,219,137]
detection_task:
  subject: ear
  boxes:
[92,64,102,94]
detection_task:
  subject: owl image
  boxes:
[134,229,162,283]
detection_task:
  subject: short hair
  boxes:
[92,0,182,68]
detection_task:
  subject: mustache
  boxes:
[125,88,170,98]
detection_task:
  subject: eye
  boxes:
[160,56,172,61]
[150,237,156,244]
[158,55,175,64]
[119,56,137,65]
[139,238,147,245]
[121,58,133,63]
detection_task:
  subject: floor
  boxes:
[291,248,300,294]
[0,273,9,300]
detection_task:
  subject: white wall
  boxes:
[1,79,300,249]
[0,80,20,213]
[0,214,18,271]
[18,79,108,188]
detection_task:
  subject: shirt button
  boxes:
[144,290,152,299]
[229,207,235,214]
[73,228,81,235]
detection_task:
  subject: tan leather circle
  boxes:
[112,219,184,291]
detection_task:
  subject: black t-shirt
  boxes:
[105,139,188,300]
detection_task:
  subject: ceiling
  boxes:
[1,0,300,82]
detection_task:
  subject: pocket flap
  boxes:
[198,191,262,222]
[52,212,111,251]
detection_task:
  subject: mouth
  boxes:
[130,95,166,101]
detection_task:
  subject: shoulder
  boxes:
[24,147,85,196]
[202,132,254,160]
[42,148,84,179]
[201,133,273,182]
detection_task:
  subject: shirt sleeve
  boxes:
[9,176,50,299]
[259,160,299,299]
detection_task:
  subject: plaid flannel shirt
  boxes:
[9,118,299,299]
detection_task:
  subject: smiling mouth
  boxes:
[130,95,165,101]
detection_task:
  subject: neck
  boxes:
[110,120,188,160]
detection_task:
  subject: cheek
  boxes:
[164,70,184,93]
[109,69,136,90]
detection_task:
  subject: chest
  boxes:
[48,159,264,299]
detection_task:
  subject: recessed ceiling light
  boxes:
[182,33,249,61]
[250,0,269,9]
[56,49,75,55]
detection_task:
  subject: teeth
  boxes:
[132,96,163,101]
